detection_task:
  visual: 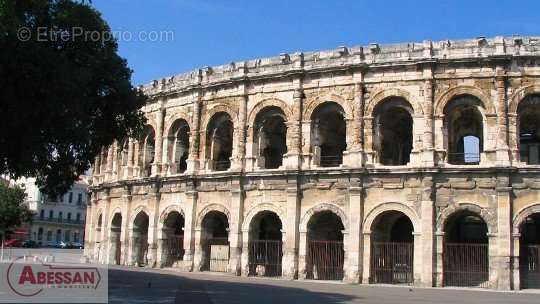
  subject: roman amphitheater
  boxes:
[85,36,540,290]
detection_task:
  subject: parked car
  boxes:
[71,242,84,249]
[22,240,39,248]
[50,241,68,248]
[2,239,22,247]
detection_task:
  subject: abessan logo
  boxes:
[5,256,102,298]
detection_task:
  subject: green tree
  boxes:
[0,183,33,240]
[0,0,147,198]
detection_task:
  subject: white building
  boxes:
[20,177,88,246]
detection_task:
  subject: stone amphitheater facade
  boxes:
[84,36,540,290]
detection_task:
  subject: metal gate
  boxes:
[248,240,283,277]
[520,245,540,289]
[443,243,489,288]
[137,235,149,266]
[370,242,413,284]
[306,240,344,280]
[165,235,184,267]
[204,237,229,272]
[114,239,122,265]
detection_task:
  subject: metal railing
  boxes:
[448,153,481,165]
[320,155,343,167]
[306,240,344,280]
[248,240,283,277]
[203,237,230,272]
[520,244,540,289]
[214,160,231,171]
[165,235,184,267]
[443,242,489,288]
[370,242,414,285]
[35,216,85,225]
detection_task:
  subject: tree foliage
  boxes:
[0,0,147,198]
[0,183,33,237]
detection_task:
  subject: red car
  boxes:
[2,239,22,247]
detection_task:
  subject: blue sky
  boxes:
[92,0,540,85]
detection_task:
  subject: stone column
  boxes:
[512,233,521,290]
[284,88,303,169]
[126,138,134,179]
[146,183,161,268]
[413,232,423,285]
[228,183,244,275]
[420,177,434,287]
[422,76,435,166]
[434,231,444,287]
[106,145,114,181]
[283,180,301,279]
[83,200,94,258]
[496,178,512,290]
[240,229,250,277]
[161,133,170,175]
[193,228,204,271]
[232,92,248,171]
[120,187,132,265]
[344,82,364,167]
[152,108,165,176]
[495,66,510,166]
[187,96,202,173]
[298,230,308,279]
[363,116,375,166]
[345,185,362,283]
[182,189,197,271]
[92,155,101,185]
[361,231,371,284]
[101,189,111,264]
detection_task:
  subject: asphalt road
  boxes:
[107,266,540,304]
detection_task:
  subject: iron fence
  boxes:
[443,242,489,288]
[248,240,283,277]
[136,235,149,266]
[165,235,184,267]
[370,242,414,284]
[306,240,344,280]
[320,155,343,167]
[520,244,540,289]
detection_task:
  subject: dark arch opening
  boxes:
[248,211,283,277]
[373,98,414,166]
[443,211,489,288]
[201,211,229,272]
[254,107,287,169]
[311,102,347,167]
[519,213,540,289]
[168,119,190,174]
[162,211,185,267]
[370,211,414,284]
[206,113,233,171]
[140,126,156,177]
[110,213,122,265]
[444,95,484,165]
[133,212,149,266]
[306,211,345,280]
[518,95,540,165]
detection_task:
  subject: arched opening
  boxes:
[373,98,414,165]
[110,213,122,265]
[201,211,229,272]
[161,211,185,267]
[310,102,347,167]
[253,107,287,169]
[444,95,484,165]
[519,213,540,289]
[167,119,190,174]
[518,95,540,165]
[206,112,233,171]
[370,211,414,284]
[443,211,489,287]
[248,211,283,277]
[306,211,345,280]
[140,126,156,177]
[132,211,149,266]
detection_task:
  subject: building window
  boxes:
[65,230,70,242]
[47,231,52,241]
[58,212,63,222]
[67,213,72,222]
[77,193,82,205]
[76,213,81,222]
[37,228,43,241]
[49,210,54,219]
[56,230,62,242]
[74,232,79,243]
[68,192,73,203]
[40,209,44,219]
